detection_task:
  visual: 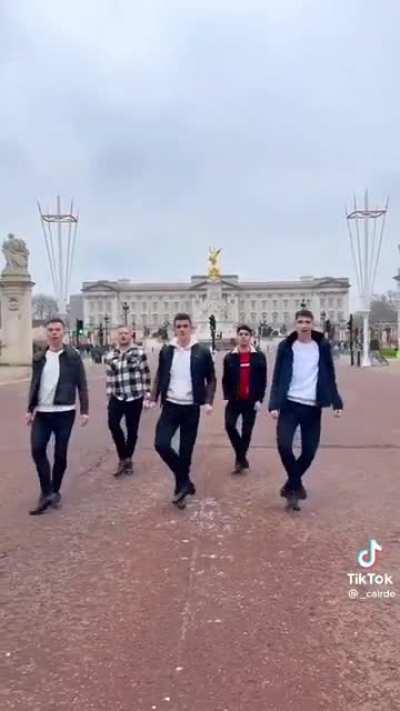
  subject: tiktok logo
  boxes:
[357,539,382,568]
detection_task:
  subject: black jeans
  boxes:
[155,402,200,491]
[31,410,76,496]
[225,400,257,463]
[108,396,143,460]
[277,400,322,490]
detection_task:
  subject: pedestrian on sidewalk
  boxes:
[104,326,151,477]
[151,313,216,508]
[25,318,89,515]
[222,325,267,474]
[268,309,343,511]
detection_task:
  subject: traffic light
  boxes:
[325,319,331,336]
[209,314,216,331]
[346,314,353,331]
[76,319,84,335]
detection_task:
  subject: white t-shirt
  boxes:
[287,340,319,406]
[167,345,194,405]
[37,349,76,413]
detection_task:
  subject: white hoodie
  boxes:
[167,337,198,405]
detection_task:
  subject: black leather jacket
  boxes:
[28,346,89,414]
[152,342,216,406]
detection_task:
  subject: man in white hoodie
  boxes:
[151,313,216,508]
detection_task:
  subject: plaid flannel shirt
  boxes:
[105,346,151,400]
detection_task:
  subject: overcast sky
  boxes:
[1,0,399,307]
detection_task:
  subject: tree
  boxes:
[32,294,58,321]
[369,294,397,324]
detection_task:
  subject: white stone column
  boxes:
[0,272,35,365]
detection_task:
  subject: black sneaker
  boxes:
[297,483,307,500]
[175,480,196,495]
[29,494,53,516]
[113,460,126,478]
[241,457,250,470]
[51,492,62,508]
[172,483,191,507]
[280,481,306,500]
[231,461,243,475]
[124,458,134,475]
[286,491,301,511]
[280,481,291,498]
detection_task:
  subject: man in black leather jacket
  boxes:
[26,318,89,515]
[150,313,216,508]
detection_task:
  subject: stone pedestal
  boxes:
[0,272,35,365]
[193,278,237,340]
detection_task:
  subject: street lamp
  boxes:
[122,301,130,326]
[209,314,216,352]
[346,191,389,367]
[393,245,400,355]
[320,310,326,333]
[104,314,110,346]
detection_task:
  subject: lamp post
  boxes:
[104,314,110,346]
[209,314,216,352]
[393,246,400,355]
[320,309,326,333]
[122,301,129,326]
[98,321,104,347]
[346,191,389,367]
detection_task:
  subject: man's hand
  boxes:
[333,409,342,418]
[25,412,34,426]
[270,410,279,420]
[204,404,213,415]
[144,399,156,409]
[80,414,89,427]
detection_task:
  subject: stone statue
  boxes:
[208,246,221,280]
[2,233,29,274]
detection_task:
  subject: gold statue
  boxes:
[208,246,222,280]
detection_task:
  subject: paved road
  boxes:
[1,356,400,710]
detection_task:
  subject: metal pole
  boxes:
[57,195,65,315]
[346,192,388,369]
[361,311,370,367]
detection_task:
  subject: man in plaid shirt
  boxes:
[105,326,151,477]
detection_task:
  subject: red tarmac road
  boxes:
[1,356,400,710]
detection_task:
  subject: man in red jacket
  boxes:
[222,325,267,474]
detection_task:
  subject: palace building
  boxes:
[81,253,350,340]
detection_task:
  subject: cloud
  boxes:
[0,0,399,306]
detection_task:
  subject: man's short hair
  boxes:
[173,312,192,325]
[295,309,314,321]
[46,317,65,328]
[237,324,252,335]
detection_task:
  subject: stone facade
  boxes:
[81,273,350,340]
